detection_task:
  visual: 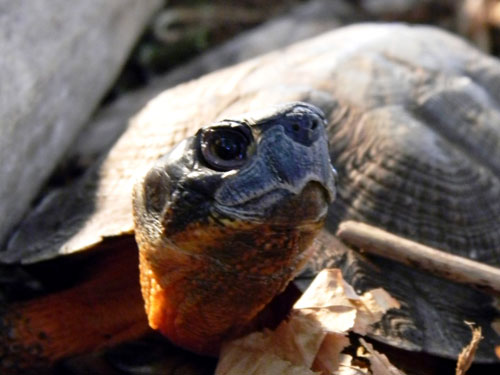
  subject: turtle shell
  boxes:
[2,24,500,361]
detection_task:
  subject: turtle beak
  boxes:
[259,122,336,205]
[214,109,336,216]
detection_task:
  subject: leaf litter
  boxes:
[215,269,401,375]
[455,323,482,375]
[215,268,487,374]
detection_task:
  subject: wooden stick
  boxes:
[336,220,500,295]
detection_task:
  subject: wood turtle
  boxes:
[1,23,500,371]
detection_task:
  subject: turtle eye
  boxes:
[200,126,251,171]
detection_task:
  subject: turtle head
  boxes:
[133,102,336,354]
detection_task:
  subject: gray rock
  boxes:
[0,0,162,246]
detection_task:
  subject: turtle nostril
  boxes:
[310,118,319,130]
[282,113,323,146]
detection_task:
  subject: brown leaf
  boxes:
[337,354,369,375]
[216,269,400,375]
[455,323,483,375]
[353,288,401,335]
[312,333,351,374]
[216,345,319,375]
[294,269,360,310]
[216,315,326,375]
[272,312,327,367]
[295,269,399,336]
[359,338,406,375]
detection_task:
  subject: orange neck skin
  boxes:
[1,241,150,374]
[137,219,323,355]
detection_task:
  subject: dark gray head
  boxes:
[134,102,336,237]
[132,102,337,355]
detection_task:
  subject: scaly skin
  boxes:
[0,243,149,374]
[133,103,336,354]
[136,189,326,354]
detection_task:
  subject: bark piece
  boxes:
[337,221,500,295]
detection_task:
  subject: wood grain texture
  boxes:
[3,24,500,360]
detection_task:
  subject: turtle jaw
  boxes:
[136,182,330,355]
[213,180,331,226]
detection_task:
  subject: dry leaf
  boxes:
[353,288,401,335]
[272,312,327,367]
[295,269,399,336]
[456,323,483,375]
[312,333,351,373]
[294,269,360,310]
[359,338,406,375]
[299,306,357,334]
[216,269,400,375]
[337,354,369,375]
[216,315,326,375]
[216,343,318,375]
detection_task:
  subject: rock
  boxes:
[0,0,162,246]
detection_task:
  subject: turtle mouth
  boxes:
[270,181,330,224]
[213,181,330,226]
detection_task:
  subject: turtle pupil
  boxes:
[212,134,244,161]
[200,126,251,171]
